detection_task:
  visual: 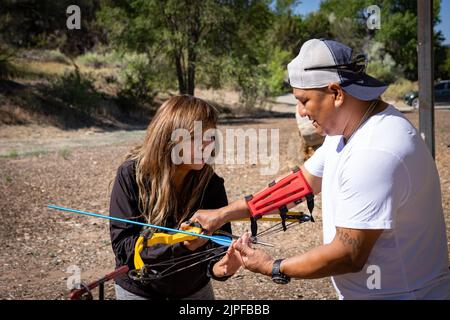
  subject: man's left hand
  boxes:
[233,232,274,276]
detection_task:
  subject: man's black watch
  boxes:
[271,259,290,284]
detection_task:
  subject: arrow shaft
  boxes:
[47,205,231,246]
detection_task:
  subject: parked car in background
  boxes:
[404,80,450,108]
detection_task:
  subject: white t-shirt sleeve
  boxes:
[334,149,410,230]
[303,137,328,177]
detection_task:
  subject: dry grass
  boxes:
[13,59,69,79]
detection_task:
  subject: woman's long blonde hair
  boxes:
[126,95,218,227]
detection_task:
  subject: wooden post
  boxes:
[417,0,435,158]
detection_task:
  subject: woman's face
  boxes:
[177,129,216,171]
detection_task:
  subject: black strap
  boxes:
[279,205,288,231]
[250,216,258,237]
[306,193,315,221]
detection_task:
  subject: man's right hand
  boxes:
[191,198,251,232]
[190,208,226,234]
[190,165,322,233]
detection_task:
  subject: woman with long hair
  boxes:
[109,95,240,300]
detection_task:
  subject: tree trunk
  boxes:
[186,6,200,96]
[187,49,196,96]
[175,52,187,94]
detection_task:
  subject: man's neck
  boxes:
[342,100,388,143]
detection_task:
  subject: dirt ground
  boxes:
[0,109,448,300]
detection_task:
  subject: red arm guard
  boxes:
[245,167,315,235]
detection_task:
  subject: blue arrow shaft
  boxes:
[47,204,231,246]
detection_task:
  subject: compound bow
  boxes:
[49,166,315,299]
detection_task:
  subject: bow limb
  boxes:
[234,211,312,223]
[134,227,202,270]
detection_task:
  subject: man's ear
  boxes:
[328,83,345,108]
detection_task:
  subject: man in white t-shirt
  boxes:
[191,39,450,299]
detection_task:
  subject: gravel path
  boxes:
[0,110,448,300]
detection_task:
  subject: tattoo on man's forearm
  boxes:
[336,229,362,253]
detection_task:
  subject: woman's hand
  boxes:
[233,232,274,276]
[212,242,242,278]
[180,222,209,251]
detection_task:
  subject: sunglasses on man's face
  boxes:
[304,54,368,74]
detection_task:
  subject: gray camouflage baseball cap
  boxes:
[287,39,387,101]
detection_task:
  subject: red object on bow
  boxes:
[245,167,314,218]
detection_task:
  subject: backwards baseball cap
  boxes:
[287,39,387,101]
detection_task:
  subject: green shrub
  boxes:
[237,69,267,109]
[367,60,399,84]
[263,47,291,96]
[6,149,18,158]
[116,53,162,112]
[59,148,71,160]
[366,42,403,84]
[215,46,291,109]
[0,57,14,80]
[40,50,68,64]
[382,78,418,101]
[0,46,16,80]
[49,70,100,112]
[77,51,122,69]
